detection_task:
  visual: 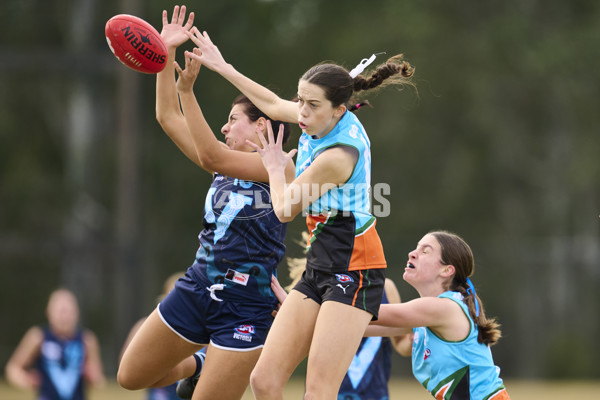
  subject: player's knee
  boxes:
[304,375,339,400]
[117,366,144,391]
[303,388,335,400]
[250,367,281,397]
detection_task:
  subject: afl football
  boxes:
[105,14,167,74]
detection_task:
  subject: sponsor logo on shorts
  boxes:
[336,284,350,294]
[335,274,354,283]
[233,324,255,342]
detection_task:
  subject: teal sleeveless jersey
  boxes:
[412,291,506,399]
[295,110,374,232]
[294,111,386,272]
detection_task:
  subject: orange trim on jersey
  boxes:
[305,214,328,248]
[489,389,511,400]
[305,214,387,271]
[348,223,387,271]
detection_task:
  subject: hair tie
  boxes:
[355,103,361,109]
[465,277,480,317]
[349,52,386,78]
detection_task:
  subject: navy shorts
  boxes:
[158,272,275,351]
[292,267,386,320]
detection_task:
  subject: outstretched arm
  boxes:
[185,29,299,123]
[364,325,412,337]
[155,5,199,165]
[383,279,413,357]
[175,50,295,182]
[374,296,471,343]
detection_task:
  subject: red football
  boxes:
[105,14,167,74]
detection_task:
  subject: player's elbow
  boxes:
[196,151,221,171]
[274,206,296,223]
[156,115,184,145]
[155,110,172,131]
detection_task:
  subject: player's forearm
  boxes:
[155,49,203,165]
[270,179,303,223]
[178,90,224,168]
[156,47,181,123]
[364,325,411,338]
[5,364,37,390]
[216,63,297,123]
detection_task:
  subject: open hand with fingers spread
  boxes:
[246,120,297,175]
[185,28,230,74]
[161,5,194,49]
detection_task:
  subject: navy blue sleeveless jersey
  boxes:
[37,327,86,400]
[338,290,392,400]
[189,173,287,305]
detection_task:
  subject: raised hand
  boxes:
[185,28,229,73]
[161,5,194,48]
[175,48,202,93]
[246,120,297,174]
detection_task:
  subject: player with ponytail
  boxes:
[368,231,510,399]
[185,27,415,400]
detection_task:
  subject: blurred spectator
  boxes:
[5,288,105,400]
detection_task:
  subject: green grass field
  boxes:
[1,379,599,399]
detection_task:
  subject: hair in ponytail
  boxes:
[352,54,415,92]
[430,230,502,346]
[300,54,415,111]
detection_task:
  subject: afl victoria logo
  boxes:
[235,325,255,335]
[335,274,354,283]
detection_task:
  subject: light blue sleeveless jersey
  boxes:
[295,110,374,232]
[412,291,505,399]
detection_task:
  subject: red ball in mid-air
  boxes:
[105,14,167,74]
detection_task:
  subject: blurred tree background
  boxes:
[1,0,599,380]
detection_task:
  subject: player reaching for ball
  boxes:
[184,23,415,400]
[116,6,294,400]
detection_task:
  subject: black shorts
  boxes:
[292,266,386,320]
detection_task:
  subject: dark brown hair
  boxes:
[430,230,502,346]
[300,54,415,111]
[232,94,291,144]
